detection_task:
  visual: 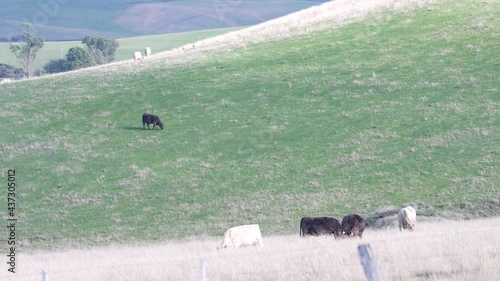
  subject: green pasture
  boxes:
[0,0,498,249]
[0,27,242,75]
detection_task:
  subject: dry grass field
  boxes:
[5,217,500,281]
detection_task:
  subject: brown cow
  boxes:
[340,213,365,238]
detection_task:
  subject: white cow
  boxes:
[219,224,263,249]
[133,51,142,61]
[397,206,416,231]
[145,47,151,57]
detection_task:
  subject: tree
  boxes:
[65,46,95,70]
[43,59,68,74]
[9,25,44,78]
[43,46,95,74]
[82,35,119,65]
[0,63,25,79]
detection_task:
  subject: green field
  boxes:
[0,27,242,75]
[0,0,498,250]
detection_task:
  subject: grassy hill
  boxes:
[0,0,327,40]
[0,0,498,250]
[0,27,242,75]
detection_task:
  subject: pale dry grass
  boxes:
[5,218,500,281]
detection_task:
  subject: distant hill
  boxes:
[0,0,328,41]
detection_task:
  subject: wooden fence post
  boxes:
[200,258,206,281]
[358,244,384,281]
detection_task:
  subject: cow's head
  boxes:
[340,229,350,237]
[158,122,164,130]
[331,229,341,237]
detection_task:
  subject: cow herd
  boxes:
[133,47,152,61]
[300,213,365,239]
[219,206,416,249]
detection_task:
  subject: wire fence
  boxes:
[3,241,499,281]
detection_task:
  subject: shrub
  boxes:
[0,63,25,79]
[65,46,95,70]
[43,59,68,74]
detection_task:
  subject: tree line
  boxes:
[1,25,119,79]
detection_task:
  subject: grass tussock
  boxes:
[4,218,500,281]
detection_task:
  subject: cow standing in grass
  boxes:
[142,113,164,130]
[133,51,142,61]
[398,206,416,231]
[218,224,263,249]
[340,213,365,238]
[300,217,342,238]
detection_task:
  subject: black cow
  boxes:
[142,113,164,130]
[300,217,341,238]
[340,213,365,238]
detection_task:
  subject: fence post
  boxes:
[358,244,384,281]
[200,258,206,281]
[42,270,49,281]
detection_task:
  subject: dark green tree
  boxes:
[43,46,95,74]
[43,59,68,74]
[0,63,25,79]
[65,46,95,70]
[9,25,45,78]
[82,35,119,64]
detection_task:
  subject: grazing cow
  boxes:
[340,213,365,238]
[397,206,416,231]
[145,47,151,57]
[142,113,164,130]
[299,217,341,238]
[218,224,263,249]
[133,51,142,61]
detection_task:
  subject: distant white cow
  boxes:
[133,51,142,61]
[397,206,416,231]
[219,224,263,249]
[145,47,151,57]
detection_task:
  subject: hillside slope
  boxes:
[0,0,498,249]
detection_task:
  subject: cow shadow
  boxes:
[120,126,145,131]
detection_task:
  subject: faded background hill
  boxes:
[0,0,328,41]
